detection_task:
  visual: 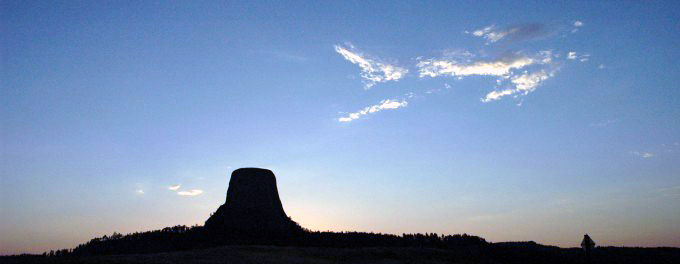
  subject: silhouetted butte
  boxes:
[205,168,302,241]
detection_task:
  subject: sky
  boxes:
[2,0,680,254]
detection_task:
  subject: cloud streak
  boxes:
[417,56,536,78]
[567,51,590,62]
[630,151,654,159]
[168,184,181,191]
[467,23,547,44]
[177,189,204,196]
[334,44,408,89]
[482,70,555,102]
[417,51,558,103]
[339,98,408,122]
[334,20,590,120]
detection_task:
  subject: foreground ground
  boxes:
[3,244,680,264]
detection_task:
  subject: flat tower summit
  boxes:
[205,168,302,240]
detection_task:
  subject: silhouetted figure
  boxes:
[581,233,596,262]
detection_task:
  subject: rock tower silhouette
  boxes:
[205,168,302,240]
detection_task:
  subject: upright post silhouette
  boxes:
[581,233,596,262]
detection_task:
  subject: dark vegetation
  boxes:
[36,224,488,256]
[4,225,679,264]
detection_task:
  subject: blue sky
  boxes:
[2,1,680,254]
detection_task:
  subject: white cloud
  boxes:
[177,189,204,196]
[168,184,181,191]
[417,56,535,78]
[538,50,553,64]
[568,52,577,59]
[467,23,547,44]
[416,50,560,103]
[572,20,584,33]
[630,151,655,159]
[471,25,493,37]
[467,25,517,44]
[338,99,408,122]
[135,189,144,195]
[567,51,590,62]
[334,44,408,89]
[598,64,606,69]
[482,70,554,102]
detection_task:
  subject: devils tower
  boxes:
[205,168,302,241]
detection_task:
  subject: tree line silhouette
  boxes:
[21,224,680,264]
[42,224,488,256]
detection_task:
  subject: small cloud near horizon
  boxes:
[177,189,204,196]
[168,184,181,191]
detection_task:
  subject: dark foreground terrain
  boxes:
[3,244,679,264]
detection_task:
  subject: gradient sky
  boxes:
[2,1,680,255]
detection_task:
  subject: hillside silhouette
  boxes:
[4,168,679,264]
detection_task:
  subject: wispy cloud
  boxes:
[466,23,547,44]
[177,189,204,196]
[168,184,181,191]
[334,44,408,89]
[425,83,453,94]
[135,189,144,195]
[417,56,536,78]
[567,51,590,62]
[338,98,408,122]
[467,25,509,43]
[662,142,680,153]
[572,20,584,33]
[417,51,558,103]
[334,21,590,118]
[630,151,655,159]
[482,70,555,102]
